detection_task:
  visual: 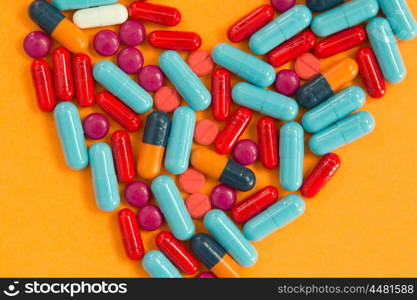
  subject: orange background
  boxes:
[0,0,416,277]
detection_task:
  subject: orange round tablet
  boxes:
[179,168,205,194]
[194,119,219,146]
[186,50,214,76]
[294,53,321,80]
[154,86,181,113]
[186,193,211,219]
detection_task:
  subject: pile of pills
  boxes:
[26,0,416,278]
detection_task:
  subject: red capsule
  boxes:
[228,4,275,42]
[268,30,316,67]
[156,231,199,275]
[72,53,94,107]
[257,117,278,169]
[128,1,181,26]
[231,186,278,223]
[96,91,142,132]
[356,47,386,98]
[31,59,56,112]
[214,107,252,155]
[301,153,340,198]
[118,208,145,261]
[111,130,135,183]
[211,68,231,121]
[148,31,201,51]
[51,47,74,100]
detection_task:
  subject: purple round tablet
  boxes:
[137,204,163,231]
[82,113,110,140]
[124,181,151,207]
[93,30,120,56]
[138,65,165,92]
[210,184,237,211]
[117,47,144,74]
[274,69,300,96]
[119,19,146,47]
[270,0,296,12]
[23,31,52,58]
[233,139,259,165]
[196,272,217,278]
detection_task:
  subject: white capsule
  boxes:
[73,4,128,29]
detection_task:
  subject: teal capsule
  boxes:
[159,51,211,111]
[212,43,275,88]
[243,194,305,242]
[232,82,298,121]
[379,0,417,41]
[204,210,258,267]
[367,17,407,83]
[249,5,312,55]
[151,175,195,240]
[280,122,304,192]
[89,143,120,212]
[93,60,152,114]
[165,106,196,175]
[51,0,117,10]
[53,102,88,170]
[309,111,375,155]
[302,86,366,133]
[142,250,182,278]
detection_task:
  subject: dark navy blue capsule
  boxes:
[142,111,171,146]
[29,0,65,34]
[296,74,334,109]
[220,160,255,192]
[307,0,344,12]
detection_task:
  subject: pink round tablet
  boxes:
[196,272,217,278]
[210,184,237,211]
[294,53,321,80]
[154,86,181,113]
[137,204,163,231]
[274,69,300,96]
[186,50,214,76]
[179,168,205,194]
[185,193,211,219]
[194,119,219,146]
[124,181,151,208]
[232,139,259,165]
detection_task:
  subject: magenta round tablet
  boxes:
[124,181,151,208]
[137,204,164,231]
[119,19,146,46]
[82,113,110,140]
[138,65,165,92]
[23,31,52,58]
[232,139,259,165]
[270,0,296,12]
[93,30,120,56]
[210,184,237,211]
[274,69,300,96]
[196,272,217,278]
[117,47,144,74]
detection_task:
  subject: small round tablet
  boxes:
[137,204,163,231]
[82,113,110,140]
[210,184,237,211]
[138,65,165,92]
[93,30,120,56]
[117,47,144,74]
[274,69,300,96]
[271,0,296,12]
[179,168,205,193]
[185,193,211,219]
[124,181,151,208]
[294,53,321,80]
[196,272,217,278]
[23,31,51,59]
[194,119,219,146]
[154,86,181,113]
[119,19,146,47]
[186,50,214,76]
[233,139,259,165]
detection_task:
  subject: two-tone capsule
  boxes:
[72,54,94,107]
[307,0,344,12]
[31,59,56,112]
[257,117,279,169]
[148,31,202,51]
[355,47,386,98]
[73,4,128,29]
[51,0,118,11]
[118,208,144,260]
[142,250,182,278]
[52,47,74,101]
[111,130,135,183]
[378,0,417,41]
[128,1,181,26]
[211,68,231,121]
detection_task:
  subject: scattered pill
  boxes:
[355,47,386,98]
[23,31,51,58]
[111,130,136,183]
[117,47,144,74]
[274,69,300,96]
[52,47,74,101]
[257,117,279,169]
[72,54,95,107]
[271,0,296,12]
[128,2,181,26]
[124,181,151,208]
[138,65,165,92]
[31,59,56,112]
[52,0,118,11]
[233,139,259,166]
[194,119,219,146]
[211,68,231,121]
[186,50,214,77]
[142,250,182,278]
[119,19,146,46]
[149,31,202,52]
[137,204,164,231]
[154,86,181,113]
[73,4,128,29]
[118,208,144,260]
[93,29,120,56]
[185,193,211,219]
[179,168,206,194]
[379,0,417,41]
[196,272,217,278]
[82,113,110,140]
[294,53,320,80]
[210,184,237,210]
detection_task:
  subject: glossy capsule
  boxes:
[379,0,417,41]
[268,30,316,67]
[257,117,279,169]
[128,1,181,26]
[156,231,199,275]
[301,153,340,198]
[137,111,171,180]
[307,0,344,12]
[249,5,312,55]
[232,82,298,121]
[231,186,279,223]
[191,148,255,192]
[356,47,386,98]
[53,102,88,170]
[52,47,74,101]
[142,250,182,278]
[314,26,367,58]
[204,210,258,267]
[96,91,141,132]
[118,208,144,260]
[72,54,94,107]
[211,68,231,121]
[309,111,375,155]
[51,0,118,11]
[151,176,195,241]
[31,59,56,112]
[227,4,275,42]
[296,58,358,109]
[111,130,135,183]
[148,31,201,51]
[311,0,379,37]
[159,51,211,111]
[214,107,252,155]
[191,234,240,278]
[73,4,128,29]
[212,43,275,88]
[243,194,305,242]
[29,0,88,54]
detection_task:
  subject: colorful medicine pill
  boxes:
[191,234,240,278]
[137,204,163,231]
[118,208,144,260]
[187,50,214,76]
[194,119,219,146]
[24,31,52,59]
[31,59,56,112]
[82,113,109,140]
[128,1,181,26]
[210,184,237,211]
[191,148,256,192]
[211,68,231,121]
[294,53,321,80]
[159,51,211,111]
[73,4,128,29]
[233,139,259,166]
[367,17,406,84]
[137,65,165,92]
[355,47,386,98]
[307,0,344,12]
[302,86,366,133]
[51,47,74,101]
[257,117,279,169]
[179,168,206,194]
[51,0,117,11]
[311,0,379,37]
[124,181,150,208]
[186,193,211,218]
[53,102,88,170]
[379,0,417,41]
[212,43,276,88]
[111,130,135,183]
[93,60,152,114]
[243,194,305,241]
[204,210,258,267]
[309,111,375,155]
[89,142,120,211]
[29,0,88,54]
[142,250,182,278]
[148,31,202,51]
[232,82,298,121]
[249,5,312,55]
[197,272,217,278]
[72,54,94,107]
[93,29,120,56]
